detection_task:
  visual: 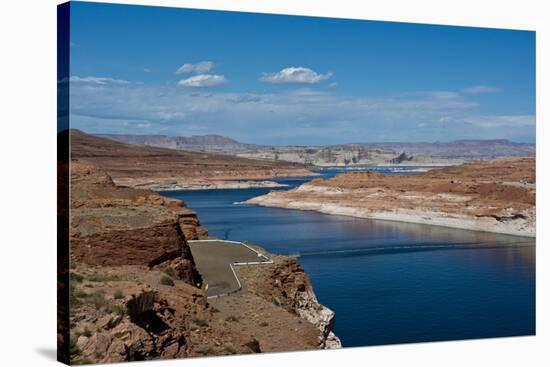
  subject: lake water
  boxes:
[161,168,535,347]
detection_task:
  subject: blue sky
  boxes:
[68,1,536,145]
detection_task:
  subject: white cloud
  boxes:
[429,91,461,100]
[70,114,152,132]
[143,68,151,73]
[70,76,130,85]
[175,61,214,74]
[157,111,185,120]
[69,81,534,144]
[260,67,333,84]
[178,74,226,88]
[461,85,500,94]
[463,115,534,128]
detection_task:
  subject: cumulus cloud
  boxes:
[260,67,333,84]
[461,85,500,94]
[175,61,214,74]
[178,74,226,88]
[70,76,130,85]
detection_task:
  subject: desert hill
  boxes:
[246,158,536,237]
[70,130,315,190]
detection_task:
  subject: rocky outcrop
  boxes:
[270,258,342,348]
[70,162,206,284]
[71,281,261,364]
[246,257,341,349]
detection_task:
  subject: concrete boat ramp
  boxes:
[188,240,273,298]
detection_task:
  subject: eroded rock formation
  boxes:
[70,162,206,283]
[269,258,342,348]
[247,158,536,237]
[237,255,342,349]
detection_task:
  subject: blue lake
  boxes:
[161,169,535,347]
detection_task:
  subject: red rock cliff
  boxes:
[70,161,207,284]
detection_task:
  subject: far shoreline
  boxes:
[244,197,536,238]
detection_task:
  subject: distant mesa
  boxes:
[98,132,535,167]
[98,133,256,154]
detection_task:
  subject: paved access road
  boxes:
[188,240,271,298]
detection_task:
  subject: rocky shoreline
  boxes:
[246,158,536,238]
[229,247,342,349]
[246,190,535,237]
[128,179,288,191]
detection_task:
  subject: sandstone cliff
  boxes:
[69,163,262,363]
[206,251,342,351]
[70,162,206,283]
[243,256,342,348]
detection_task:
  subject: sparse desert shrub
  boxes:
[163,267,176,277]
[192,317,208,327]
[89,290,108,310]
[195,344,212,355]
[160,276,175,286]
[210,306,220,313]
[113,289,124,299]
[70,272,84,283]
[85,290,125,315]
[259,321,269,327]
[73,358,94,365]
[69,283,81,308]
[82,326,92,338]
[224,343,236,354]
[75,289,88,298]
[87,273,124,282]
[225,315,239,322]
[104,302,125,316]
[69,335,80,360]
